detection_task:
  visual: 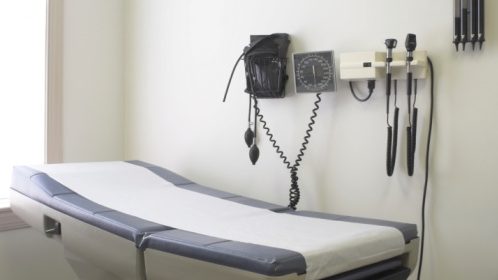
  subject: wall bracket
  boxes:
[340,50,428,81]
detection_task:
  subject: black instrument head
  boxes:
[405,33,417,52]
[385,38,397,49]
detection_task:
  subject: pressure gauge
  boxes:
[293,51,336,93]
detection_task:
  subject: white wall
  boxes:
[124,1,498,280]
[62,0,124,162]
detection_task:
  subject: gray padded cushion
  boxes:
[10,167,72,203]
[291,211,417,243]
[31,173,74,196]
[11,166,170,246]
[143,229,307,277]
[181,183,236,199]
[95,211,173,247]
[54,193,112,214]
[225,196,289,212]
[127,160,288,211]
[127,160,192,185]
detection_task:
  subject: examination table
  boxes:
[10,161,418,280]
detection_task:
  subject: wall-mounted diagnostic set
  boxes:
[223,34,336,209]
[340,34,428,176]
[221,31,435,205]
[454,0,485,51]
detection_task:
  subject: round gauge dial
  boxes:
[293,51,336,93]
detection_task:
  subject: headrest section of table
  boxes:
[11,166,171,246]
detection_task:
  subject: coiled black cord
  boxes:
[289,168,300,209]
[253,93,322,209]
[252,97,292,169]
[294,93,322,168]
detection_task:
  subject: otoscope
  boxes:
[385,38,399,176]
[385,38,396,113]
[406,34,417,176]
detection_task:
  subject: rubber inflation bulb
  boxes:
[244,128,254,147]
[249,145,259,165]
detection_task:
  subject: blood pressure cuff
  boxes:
[243,33,290,98]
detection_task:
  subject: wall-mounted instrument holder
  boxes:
[340,50,428,81]
[454,0,485,51]
[339,34,428,177]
